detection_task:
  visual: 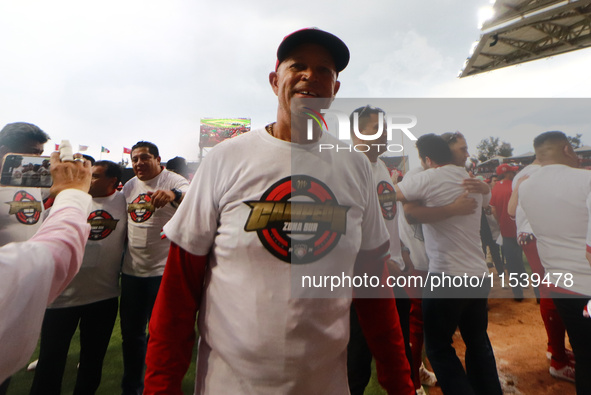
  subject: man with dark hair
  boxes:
[31,160,127,395]
[415,133,453,165]
[1,151,92,385]
[507,156,574,382]
[0,122,51,394]
[120,141,189,394]
[165,156,189,180]
[441,131,468,168]
[144,29,414,394]
[0,122,51,243]
[520,130,591,393]
[0,122,49,158]
[131,141,159,159]
[395,134,502,395]
[94,160,122,189]
[346,105,413,395]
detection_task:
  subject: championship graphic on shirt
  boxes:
[377,181,397,220]
[127,193,155,223]
[5,190,42,225]
[87,209,120,240]
[244,175,350,264]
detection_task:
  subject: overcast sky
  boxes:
[1,0,590,165]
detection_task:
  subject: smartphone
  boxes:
[0,154,52,187]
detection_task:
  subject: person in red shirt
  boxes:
[490,163,526,300]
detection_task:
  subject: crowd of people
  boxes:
[0,27,589,395]
[198,124,250,148]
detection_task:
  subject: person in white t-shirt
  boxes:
[0,121,50,395]
[120,141,189,395]
[0,123,50,248]
[346,105,413,395]
[0,151,92,385]
[144,28,415,395]
[31,160,127,395]
[519,131,591,393]
[508,159,574,382]
[400,131,487,393]
[396,134,502,395]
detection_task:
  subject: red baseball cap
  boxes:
[276,28,350,72]
[496,163,519,175]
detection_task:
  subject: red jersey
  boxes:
[490,179,517,238]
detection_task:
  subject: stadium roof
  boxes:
[459,0,591,77]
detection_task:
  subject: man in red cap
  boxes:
[144,28,414,395]
[490,163,527,300]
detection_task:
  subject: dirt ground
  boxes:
[426,283,576,395]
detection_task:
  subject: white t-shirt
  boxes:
[122,169,189,277]
[520,164,591,295]
[0,186,45,246]
[163,128,389,395]
[396,167,429,272]
[397,164,488,277]
[50,191,127,308]
[372,160,403,268]
[512,164,540,235]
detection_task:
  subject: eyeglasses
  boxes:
[441,131,464,143]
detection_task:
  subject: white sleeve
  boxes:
[397,170,430,202]
[163,155,220,256]
[0,243,54,383]
[171,172,190,193]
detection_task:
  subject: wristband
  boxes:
[171,188,182,203]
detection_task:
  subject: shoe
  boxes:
[549,365,575,383]
[27,359,38,371]
[416,387,427,395]
[419,363,437,387]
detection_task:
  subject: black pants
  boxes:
[552,295,591,394]
[423,280,502,395]
[347,288,411,395]
[480,211,503,274]
[30,297,118,395]
[120,274,162,395]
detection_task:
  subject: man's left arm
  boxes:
[352,242,414,395]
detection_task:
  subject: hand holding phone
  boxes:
[49,152,91,196]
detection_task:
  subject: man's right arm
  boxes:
[144,243,208,395]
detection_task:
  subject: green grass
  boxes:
[9,313,392,394]
[8,313,198,394]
